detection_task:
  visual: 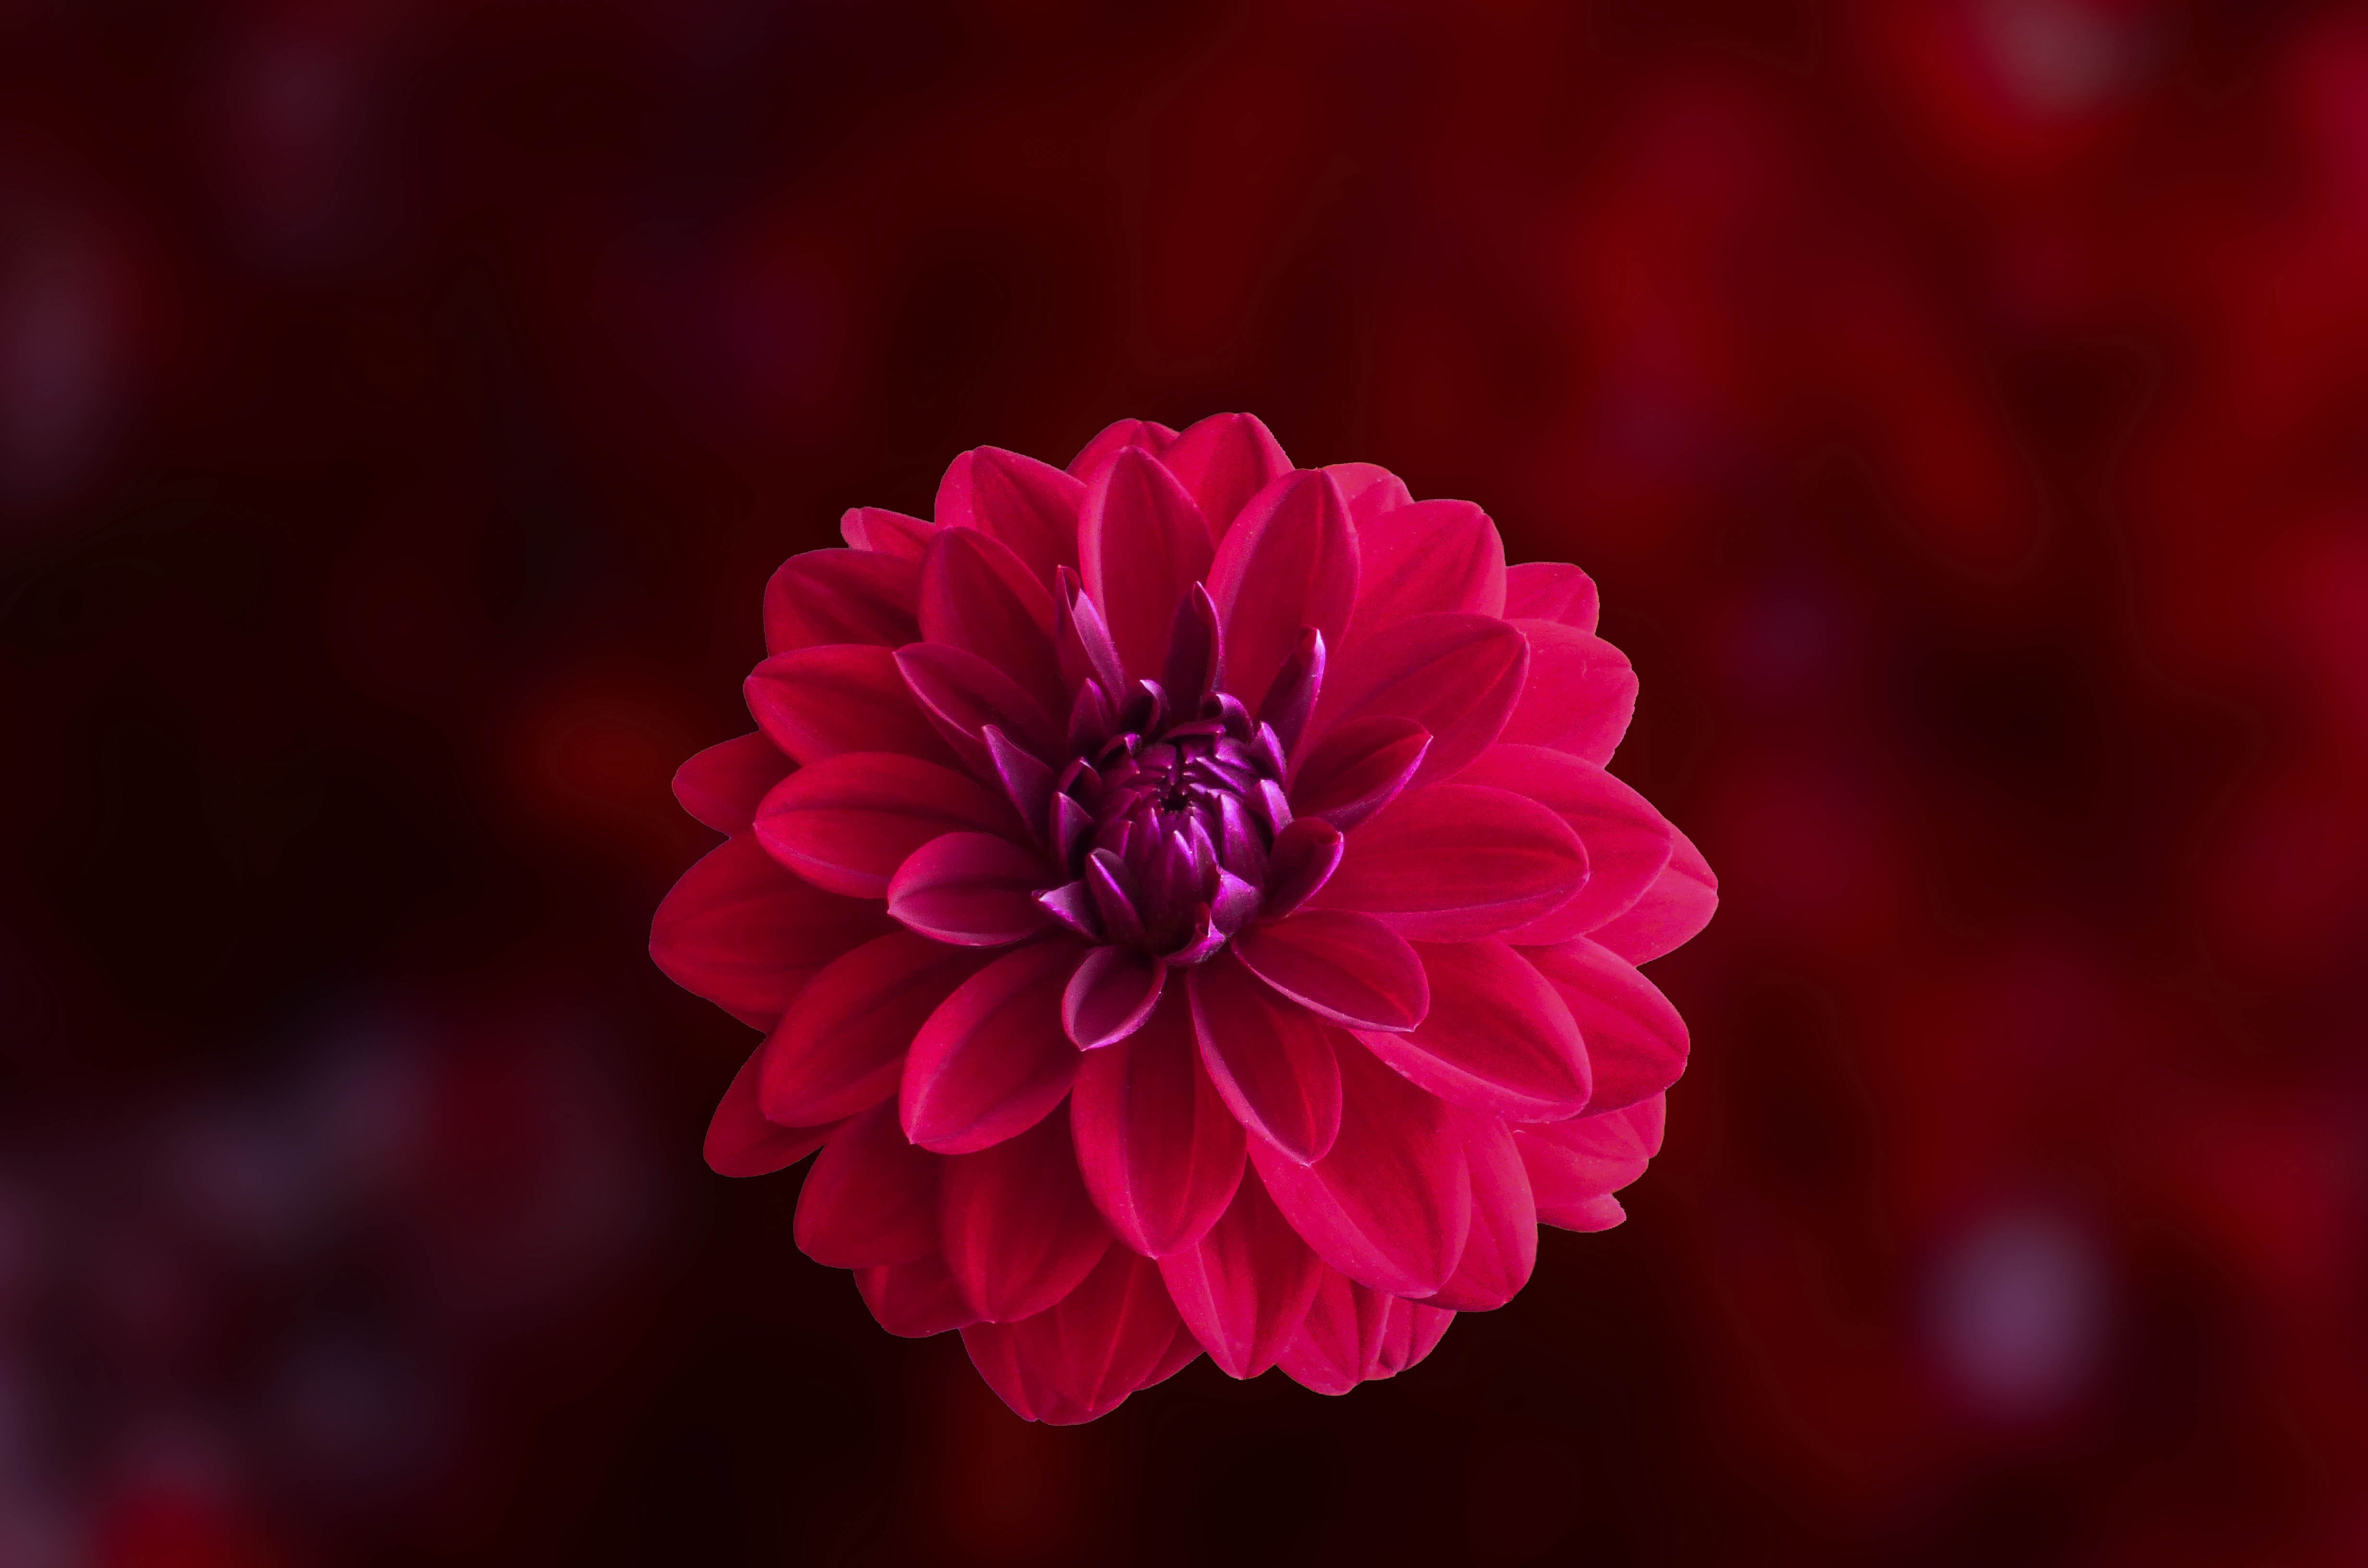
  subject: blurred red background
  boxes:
[4,1,2366,1563]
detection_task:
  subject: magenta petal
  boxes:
[1309,783,1587,940]
[1287,714,1431,832]
[1232,910,1430,1033]
[1456,746,1674,942]
[934,447,1085,590]
[704,1045,837,1177]
[1250,1041,1470,1297]
[754,752,1020,899]
[1418,1110,1536,1312]
[794,1101,940,1268]
[651,836,893,1028]
[840,505,939,561]
[854,1253,977,1337]
[939,1101,1113,1322]
[1261,817,1344,919]
[1514,1095,1665,1230]
[1079,446,1214,682]
[1312,612,1529,786]
[1520,938,1690,1113]
[894,641,1064,769]
[1068,417,1179,482]
[887,831,1051,948]
[1324,461,1413,526]
[1042,1247,1186,1417]
[1162,412,1292,541]
[1072,987,1246,1255]
[1206,468,1359,711]
[673,732,790,835]
[1062,946,1168,1050]
[919,526,1064,714]
[1345,498,1506,641]
[1157,1165,1322,1379]
[900,940,1085,1154]
[1278,1268,1455,1395]
[1352,939,1590,1120]
[1588,823,1717,964]
[759,932,990,1127]
[1186,950,1345,1165]
[763,549,921,654]
[745,644,958,767]
[1498,619,1638,765]
[1503,561,1601,631]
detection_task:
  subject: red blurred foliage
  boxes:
[4,0,2366,1562]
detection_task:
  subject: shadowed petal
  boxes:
[1520,938,1689,1113]
[919,526,1063,713]
[1417,1110,1536,1312]
[1157,1165,1322,1379]
[1062,946,1168,1049]
[1232,910,1429,1032]
[651,836,893,1029]
[1312,612,1529,786]
[794,1102,940,1268]
[1261,817,1343,919]
[986,1247,1184,1423]
[1588,823,1717,964]
[888,831,1051,947]
[1278,1268,1455,1395]
[1503,561,1600,631]
[1207,468,1358,711]
[1323,461,1412,526]
[704,1045,837,1177]
[1514,1095,1665,1230]
[1068,417,1179,482]
[1186,950,1345,1164]
[894,642,1064,769]
[1352,939,1590,1120]
[755,752,1020,899]
[764,549,920,654]
[1308,783,1587,940]
[673,732,790,835]
[746,645,957,767]
[935,447,1085,589]
[1072,986,1246,1255]
[1345,498,1506,642]
[1162,412,1291,541]
[1287,715,1430,832]
[940,1102,1112,1322]
[854,1254,976,1338]
[1080,446,1214,682]
[1499,619,1638,765]
[760,932,991,1127]
[841,506,939,560]
[901,941,1085,1153]
[1456,746,1672,943]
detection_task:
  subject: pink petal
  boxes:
[1287,715,1431,833]
[1066,417,1178,482]
[1261,816,1344,919]
[893,642,1064,770]
[1277,1267,1455,1395]
[1072,987,1247,1255]
[1502,561,1600,631]
[1418,1110,1536,1312]
[1514,1095,1665,1230]
[1588,822,1717,964]
[1498,619,1638,766]
[1455,746,1674,943]
[793,1101,940,1268]
[854,1253,977,1337]
[840,505,939,560]
[1143,1321,1206,1390]
[1185,950,1345,1165]
[1345,499,1506,641]
[1324,461,1412,526]
[940,1101,1112,1322]
[918,526,1064,714]
[764,549,921,654]
[1519,938,1690,1113]
[1351,939,1590,1120]
[1311,612,1529,786]
[673,732,791,836]
[1079,446,1214,682]
[1231,910,1430,1032]
[1250,1041,1470,1297]
[934,447,1085,590]
[1161,411,1292,541]
[1156,1165,1322,1379]
[1308,783,1587,940]
[754,752,1019,899]
[887,831,1052,948]
[759,932,992,1127]
[651,835,892,1029]
[703,1045,837,1177]
[1036,1247,1188,1420]
[900,940,1085,1154]
[1206,468,1360,711]
[744,644,957,767]
[1062,946,1168,1049]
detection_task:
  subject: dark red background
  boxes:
[5,1,2366,1563]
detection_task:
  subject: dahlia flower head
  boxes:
[654,414,1715,1423]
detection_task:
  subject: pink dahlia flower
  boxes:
[654,414,1715,1423]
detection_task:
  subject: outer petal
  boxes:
[651,835,892,1028]
[1455,746,1673,942]
[1250,1041,1471,1298]
[1186,950,1345,1165]
[764,549,921,655]
[1345,498,1506,641]
[745,645,957,767]
[1231,910,1430,1032]
[1520,938,1690,1113]
[1503,561,1600,631]
[854,1254,977,1337]
[840,505,939,560]
[1205,468,1358,711]
[962,1247,1186,1425]
[755,752,1020,899]
[918,526,1063,714]
[673,732,790,835]
[901,940,1084,1153]
[1157,1165,1323,1379]
[1079,447,1214,682]
[1589,823,1717,964]
[704,1045,837,1177]
[1499,619,1638,766]
[1068,417,1178,482]
[1162,412,1292,541]
[1308,783,1587,940]
[1311,612,1529,786]
[1418,1110,1536,1312]
[935,447,1085,590]
[1072,986,1247,1255]
[887,831,1052,948]
[1277,1268,1455,1395]
[760,932,991,1127]
[940,1102,1113,1322]
[1351,940,1591,1121]
[1515,1095,1665,1230]
[1324,461,1412,526]
[794,1101,939,1268]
